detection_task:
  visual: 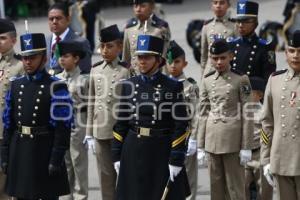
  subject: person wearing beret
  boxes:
[0,32,72,199]
[166,40,200,200]
[244,77,273,200]
[85,24,130,200]
[261,30,300,200]
[0,18,24,199]
[56,40,89,200]
[230,0,276,82]
[198,39,253,200]
[46,2,92,75]
[122,0,171,75]
[112,35,190,200]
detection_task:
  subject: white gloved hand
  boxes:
[83,135,96,153]
[197,148,206,165]
[114,161,120,175]
[263,164,275,187]
[186,139,197,156]
[239,149,252,165]
[169,165,182,182]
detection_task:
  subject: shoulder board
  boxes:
[187,77,197,84]
[231,68,244,75]
[258,38,270,46]
[204,70,216,78]
[50,76,61,81]
[9,75,24,82]
[152,15,169,28]
[92,60,104,68]
[118,61,130,68]
[14,54,21,60]
[204,18,214,25]
[125,18,138,29]
[272,69,287,76]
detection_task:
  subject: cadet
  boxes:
[0,32,72,199]
[261,30,300,200]
[112,35,190,200]
[166,40,199,200]
[230,0,276,81]
[244,76,273,200]
[85,24,130,200]
[0,18,23,199]
[200,0,237,76]
[198,39,253,200]
[56,40,89,200]
[122,0,171,74]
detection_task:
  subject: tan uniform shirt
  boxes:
[200,15,237,75]
[0,49,23,138]
[86,58,130,139]
[261,67,300,176]
[122,14,171,72]
[198,68,253,154]
[173,73,200,140]
[56,66,89,127]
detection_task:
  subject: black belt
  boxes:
[17,125,51,136]
[130,126,170,137]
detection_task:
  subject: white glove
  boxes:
[197,148,206,165]
[239,149,252,165]
[83,135,96,153]
[114,161,120,175]
[169,165,182,182]
[263,164,275,187]
[186,139,197,156]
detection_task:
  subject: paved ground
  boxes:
[12,0,288,199]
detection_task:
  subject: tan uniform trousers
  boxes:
[207,152,245,200]
[185,153,198,200]
[245,149,273,200]
[61,121,88,200]
[275,175,300,200]
[95,139,116,200]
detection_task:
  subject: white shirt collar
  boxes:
[51,27,70,45]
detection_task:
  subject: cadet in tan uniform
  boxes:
[245,77,273,200]
[166,40,199,200]
[56,40,89,200]
[261,30,300,200]
[200,0,237,76]
[85,25,130,200]
[0,18,23,199]
[198,39,253,200]
[122,0,171,74]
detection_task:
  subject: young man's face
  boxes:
[210,51,233,73]
[211,0,230,18]
[59,53,79,71]
[236,18,257,37]
[285,46,300,72]
[137,54,160,75]
[252,90,263,102]
[133,3,154,21]
[48,9,70,36]
[0,32,16,54]
[22,53,46,74]
[99,41,122,63]
[167,56,187,77]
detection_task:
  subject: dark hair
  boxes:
[48,2,69,17]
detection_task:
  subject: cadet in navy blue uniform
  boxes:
[112,35,190,200]
[230,0,276,83]
[0,33,73,200]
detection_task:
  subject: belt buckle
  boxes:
[139,127,150,137]
[21,126,31,135]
